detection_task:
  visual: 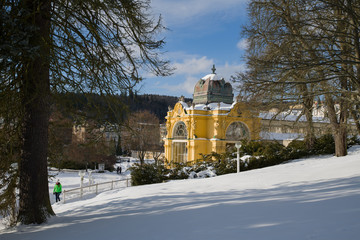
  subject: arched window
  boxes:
[172,121,188,163]
[173,121,187,139]
[225,121,250,141]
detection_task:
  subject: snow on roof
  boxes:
[184,102,234,111]
[201,73,225,81]
[260,131,304,141]
[259,111,329,123]
[179,101,189,110]
[179,101,329,123]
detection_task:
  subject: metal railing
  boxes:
[62,178,131,203]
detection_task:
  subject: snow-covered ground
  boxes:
[47,159,134,204]
[1,146,360,240]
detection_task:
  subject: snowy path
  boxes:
[1,146,360,240]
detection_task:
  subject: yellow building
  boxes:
[164,68,262,164]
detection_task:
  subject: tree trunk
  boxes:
[324,93,348,157]
[330,0,350,157]
[17,0,54,224]
[304,109,316,149]
[334,125,347,157]
[138,150,146,165]
[299,83,316,149]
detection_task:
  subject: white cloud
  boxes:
[174,56,214,75]
[183,76,200,94]
[142,53,214,78]
[141,50,247,98]
[237,38,249,51]
[158,76,199,96]
[155,58,247,97]
[217,62,247,78]
[153,55,213,96]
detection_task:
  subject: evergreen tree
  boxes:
[0,0,171,225]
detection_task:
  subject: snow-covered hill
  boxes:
[1,146,360,240]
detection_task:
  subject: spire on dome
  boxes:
[211,64,216,74]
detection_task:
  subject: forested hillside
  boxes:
[55,92,192,123]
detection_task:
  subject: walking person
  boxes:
[53,179,62,203]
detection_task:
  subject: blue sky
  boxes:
[138,0,249,99]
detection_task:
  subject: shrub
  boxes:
[312,134,335,155]
[167,162,190,180]
[192,161,209,172]
[130,163,168,186]
[241,140,264,156]
[213,159,236,175]
[128,134,356,186]
[347,135,360,147]
[285,140,308,159]
[261,141,285,163]
[57,160,87,170]
[197,151,236,176]
[246,156,268,170]
[238,141,287,170]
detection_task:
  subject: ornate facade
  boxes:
[164,68,261,164]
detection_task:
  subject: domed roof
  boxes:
[193,65,234,104]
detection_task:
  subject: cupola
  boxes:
[193,65,234,104]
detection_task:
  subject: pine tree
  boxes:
[0,0,171,225]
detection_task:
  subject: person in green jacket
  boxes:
[53,180,62,202]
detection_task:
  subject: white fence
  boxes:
[62,178,131,203]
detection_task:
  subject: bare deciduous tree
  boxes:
[236,0,360,156]
[123,110,160,165]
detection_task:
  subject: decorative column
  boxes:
[191,120,197,138]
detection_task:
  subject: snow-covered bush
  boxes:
[167,162,190,180]
[348,135,360,147]
[130,163,168,186]
[129,135,356,186]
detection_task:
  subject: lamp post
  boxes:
[235,142,241,173]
